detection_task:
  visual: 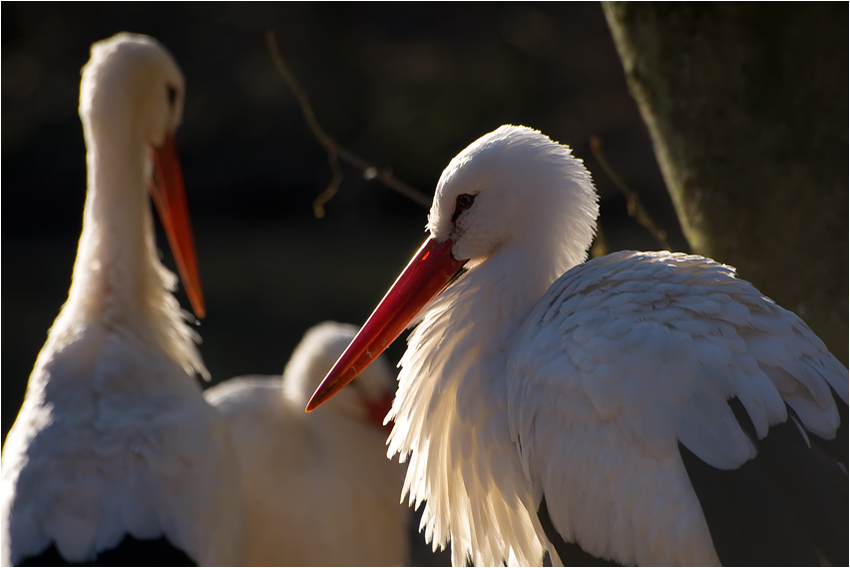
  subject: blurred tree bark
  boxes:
[603,2,848,364]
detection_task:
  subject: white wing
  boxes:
[508,251,848,566]
[2,326,245,566]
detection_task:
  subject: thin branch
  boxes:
[590,135,672,250]
[266,30,432,216]
[590,226,609,258]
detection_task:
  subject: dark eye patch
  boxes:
[452,193,476,222]
[166,84,178,107]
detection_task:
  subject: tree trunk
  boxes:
[602,2,848,364]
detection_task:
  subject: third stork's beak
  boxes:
[306,237,467,412]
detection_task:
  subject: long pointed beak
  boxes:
[148,134,206,319]
[306,237,467,412]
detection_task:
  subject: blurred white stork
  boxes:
[307,125,849,566]
[205,321,409,566]
[1,33,244,566]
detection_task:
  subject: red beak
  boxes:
[148,134,205,319]
[364,391,396,437]
[306,237,467,412]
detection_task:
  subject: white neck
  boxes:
[66,121,163,324]
[440,240,584,425]
[53,118,207,380]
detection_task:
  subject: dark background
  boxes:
[2,3,684,562]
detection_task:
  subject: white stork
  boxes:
[204,321,410,566]
[1,33,244,565]
[306,125,849,566]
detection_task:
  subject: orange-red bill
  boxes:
[363,390,396,437]
[148,134,206,319]
[305,237,467,412]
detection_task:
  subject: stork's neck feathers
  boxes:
[56,105,206,380]
[74,122,155,305]
[388,249,569,566]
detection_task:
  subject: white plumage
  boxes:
[1,33,244,566]
[205,321,409,566]
[307,125,848,566]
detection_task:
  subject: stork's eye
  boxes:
[166,84,178,107]
[452,193,476,222]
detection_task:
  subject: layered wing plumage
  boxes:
[509,251,848,566]
[1,318,245,566]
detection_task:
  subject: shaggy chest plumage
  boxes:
[388,258,547,566]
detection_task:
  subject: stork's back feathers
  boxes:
[205,321,409,566]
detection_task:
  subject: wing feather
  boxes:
[508,251,848,565]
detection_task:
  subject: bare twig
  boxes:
[266,30,432,216]
[590,226,609,258]
[590,135,672,250]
